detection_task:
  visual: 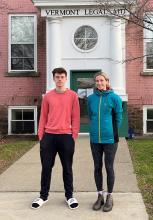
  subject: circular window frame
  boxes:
[72,25,98,53]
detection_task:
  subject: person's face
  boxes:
[95,75,107,91]
[53,73,67,88]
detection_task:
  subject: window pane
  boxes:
[11,58,23,70]
[11,121,34,134]
[74,38,86,50]
[146,57,153,69]
[147,109,153,119]
[146,42,153,54]
[86,26,98,38]
[11,121,23,134]
[145,29,153,38]
[23,121,34,133]
[11,44,24,57]
[12,109,22,120]
[86,39,98,50]
[23,109,34,120]
[147,121,153,132]
[77,78,94,88]
[24,44,34,57]
[11,44,34,58]
[11,16,34,44]
[77,78,94,125]
[144,14,153,38]
[24,58,34,70]
[74,27,85,38]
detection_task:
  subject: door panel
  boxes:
[71,70,99,132]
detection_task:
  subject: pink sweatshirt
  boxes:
[38,89,80,140]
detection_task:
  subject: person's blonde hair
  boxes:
[94,71,111,90]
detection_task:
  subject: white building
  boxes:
[31,0,128,134]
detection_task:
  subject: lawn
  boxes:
[0,136,37,174]
[128,139,153,220]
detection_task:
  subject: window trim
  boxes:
[8,106,37,135]
[143,105,153,134]
[8,14,37,73]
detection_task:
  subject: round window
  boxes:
[74,25,98,51]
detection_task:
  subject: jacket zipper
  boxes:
[98,96,102,143]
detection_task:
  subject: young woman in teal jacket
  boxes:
[87,72,122,212]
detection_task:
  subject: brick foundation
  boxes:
[0,106,8,135]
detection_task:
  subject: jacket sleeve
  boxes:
[71,93,80,140]
[38,95,49,140]
[113,95,123,129]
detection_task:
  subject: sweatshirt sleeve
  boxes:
[113,95,123,129]
[38,95,49,140]
[71,93,80,140]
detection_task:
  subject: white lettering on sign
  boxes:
[41,8,127,17]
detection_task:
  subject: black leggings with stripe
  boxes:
[90,143,118,193]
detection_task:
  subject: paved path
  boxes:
[0,137,148,220]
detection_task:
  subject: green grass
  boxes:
[128,139,153,219]
[0,138,37,174]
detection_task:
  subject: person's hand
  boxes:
[72,135,76,142]
[38,135,43,142]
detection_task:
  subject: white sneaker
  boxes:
[66,198,79,210]
[31,197,48,209]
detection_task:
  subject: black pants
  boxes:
[90,143,118,193]
[40,133,75,200]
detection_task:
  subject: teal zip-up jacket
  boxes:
[87,89,123,144]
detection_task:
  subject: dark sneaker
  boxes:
[92,194,104,210]
[103,194,113,212]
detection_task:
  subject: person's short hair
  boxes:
[52,67,67,77]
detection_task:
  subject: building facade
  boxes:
[0,0,153,136]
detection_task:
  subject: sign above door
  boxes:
[41,7,127,17]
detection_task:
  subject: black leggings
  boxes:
[40,133,75,200]
[90,143,118,193]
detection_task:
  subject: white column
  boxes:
[46,17,62,91]
[110,18,127,100]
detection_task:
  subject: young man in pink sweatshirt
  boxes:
[31,67,80,210]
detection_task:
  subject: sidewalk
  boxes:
[0,137,148,220]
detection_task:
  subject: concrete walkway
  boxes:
[0,137,148,220]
